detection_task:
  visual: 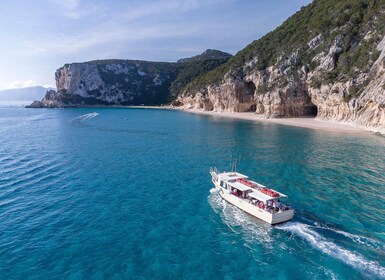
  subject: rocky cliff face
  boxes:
[52,60,179,106]
[174,0,385,133]
[29,50,232,108]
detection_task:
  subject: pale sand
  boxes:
[119,106,380,134]
[179,108,370,134]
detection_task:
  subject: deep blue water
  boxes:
[0,107,385,279]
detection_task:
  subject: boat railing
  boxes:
[210,167,219,180]
[210,167,218,175]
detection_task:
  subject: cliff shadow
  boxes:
[238,80,257,112]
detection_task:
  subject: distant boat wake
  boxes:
[72,112,99,122]
[208,189,385,278]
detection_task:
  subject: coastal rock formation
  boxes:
[26,90,62,108]
[174,0,385,133]
[28,50,232,108]
[28,0,385,133]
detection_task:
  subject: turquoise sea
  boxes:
[0,106,385,279]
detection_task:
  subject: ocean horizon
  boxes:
[1,106,384,279]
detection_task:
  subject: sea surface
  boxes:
[0,106,385,279]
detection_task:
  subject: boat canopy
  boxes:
[229,181,252,192]
[248,190,287,203]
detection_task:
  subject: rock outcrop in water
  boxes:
[26,90,61,108]
[174,0,385,133]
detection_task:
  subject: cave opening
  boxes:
[245,81,256,94]
[248,104,256,112]
[239,80,257,112]
[305,104,318,117]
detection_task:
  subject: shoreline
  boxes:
[24,103,383,134]
[176,108,376,135]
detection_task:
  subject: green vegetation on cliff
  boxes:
[177,49,232,63]
[185,0,385,92]
[170,58,230,99]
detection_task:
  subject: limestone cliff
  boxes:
[53,60,179,106]
[175,0,385,133]
[29,50,231,108]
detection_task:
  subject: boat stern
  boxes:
[271,209,294,225]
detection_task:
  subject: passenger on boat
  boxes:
[274,200,281,210]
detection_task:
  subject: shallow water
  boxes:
[0,107,384,279]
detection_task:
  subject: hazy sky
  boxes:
[0,0,312,90]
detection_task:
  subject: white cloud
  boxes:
[121,0,223,21]
[48,0,98,19]
[1,80,38,90]
[0,81,55,91]
[24,20,200,56]
[43,84,55,88]
[21,0,231,58]
[122,1,191,21]
[49,0,80,10]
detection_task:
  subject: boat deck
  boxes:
[211,168,294,220]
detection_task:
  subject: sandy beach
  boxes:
[90,105,380,134]
[178,108,372,134]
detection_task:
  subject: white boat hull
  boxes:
[214,183,294,225]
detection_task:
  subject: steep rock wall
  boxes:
[174,0,385,133]
[52,61,178,106]
[175,34,385,133]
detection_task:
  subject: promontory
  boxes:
[28,0,385,133]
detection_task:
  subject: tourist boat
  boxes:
[210,167,294,225]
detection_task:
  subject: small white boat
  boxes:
[210,167,294,225]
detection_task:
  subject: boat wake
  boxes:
[276,222,385,278]
[209,187,385,278]
[208,188,273,247]
[72,112,99,122]
[314,223,384,250]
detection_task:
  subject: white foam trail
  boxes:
[305,219,383,250]
[72,112,99,122]
[334,229,383,249]
[277,222,385,278]
[208,189,273,246]
[314,223,384,250]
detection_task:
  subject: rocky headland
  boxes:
[28,0,385,133]
[27,50,231,108]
